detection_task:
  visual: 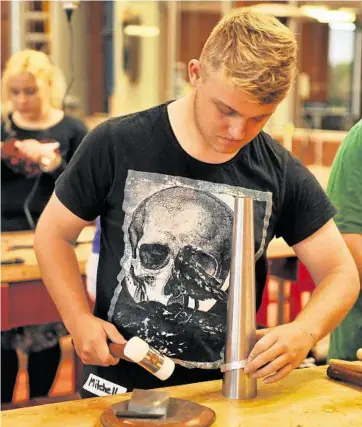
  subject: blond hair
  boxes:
[1,49,67,121]
[199,8,298,104]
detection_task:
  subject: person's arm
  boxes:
[292,219,359,339]
[326,121,362,287]
[244,150,360,383]
[35,119,125,367]
[34,193,126,366]
[343,234,362,286]
[245,219,359,382]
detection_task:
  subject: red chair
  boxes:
[290,262,315,320]
[258,261,316,327]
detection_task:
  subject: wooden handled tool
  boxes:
[108,343,126,358]
[327,365,362,388]
[327,358,362,388]
[108,342,132,361]
[71,339,132,362]
[328,359,362,373]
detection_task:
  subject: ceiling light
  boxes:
[300,6,356,24]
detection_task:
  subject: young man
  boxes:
[326,119,362,361]
[35,9,359,397]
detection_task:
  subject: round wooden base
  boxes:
[100,397,216,427]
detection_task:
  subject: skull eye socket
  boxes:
[139,243,170,270]
[191,251,218,277]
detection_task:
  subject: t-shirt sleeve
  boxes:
[55,120,115,221]
[274,154,337,246]
[326,122,362,234]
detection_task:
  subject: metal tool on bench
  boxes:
[100,388,216,427]
[114,389,170,419]
[222,196,257,399]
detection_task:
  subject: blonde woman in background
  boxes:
[1,49,88,231]
[1,49,88,403]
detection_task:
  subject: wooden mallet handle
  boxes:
[108,342,134,363]
[327,365,362,388]
[109,343,127,358]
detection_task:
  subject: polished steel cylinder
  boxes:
[222,197,257,399]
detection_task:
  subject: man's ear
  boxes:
[188,59,202,87]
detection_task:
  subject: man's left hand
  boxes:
[244,321,315,383]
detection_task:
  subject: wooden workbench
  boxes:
[1,226,95,331]
[267,237,295,259]
[1,226,95,396]
[1,226,95,283]
[2,366,361,426]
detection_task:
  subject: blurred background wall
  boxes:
[1,0,362,139]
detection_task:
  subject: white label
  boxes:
[83,373,127,397]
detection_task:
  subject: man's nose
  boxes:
[228,118,247,140]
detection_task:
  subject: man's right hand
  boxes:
[69,313,127,367]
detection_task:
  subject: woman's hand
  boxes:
[14,139,60,164]
[244,321,315,383]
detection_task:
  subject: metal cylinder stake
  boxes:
[222,197,257,399]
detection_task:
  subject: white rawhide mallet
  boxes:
[124,337,175,381]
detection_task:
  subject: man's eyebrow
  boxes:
[213,98,240,116]
[213,99,271,119]
[214,99,238,113]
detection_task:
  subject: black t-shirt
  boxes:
[55,103,336,396]
[1,115,87,231]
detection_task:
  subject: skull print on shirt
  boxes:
[108,171,272,367]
